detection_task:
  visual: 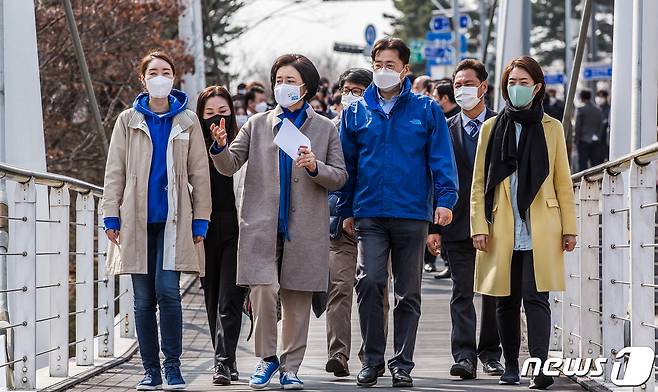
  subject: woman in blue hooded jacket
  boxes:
[102,51,212,391]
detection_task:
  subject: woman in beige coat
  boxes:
[470,56,577,389]
[210,54,347,390]
[102,51,211,390]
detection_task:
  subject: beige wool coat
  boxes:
[211,105,348,292]
[102,108,212,276]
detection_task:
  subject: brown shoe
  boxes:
[325,353,350,377]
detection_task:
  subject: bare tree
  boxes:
[36,0,193,184]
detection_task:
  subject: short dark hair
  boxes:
[453,59,488,82]
[371,38,410,64]
[500,56,546,107]
[338,68,373,89]
[270,54,320,101]
[310,95,328,112]
[596,89,609,98]
[434,80,456,104]
[244,86,265,106]
[579,89,592,101]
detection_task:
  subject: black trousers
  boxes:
[200,211,247,367]
[355,218,428,373]
[443,239,501,365]
[577,141,603,171]
[497,250,551,367]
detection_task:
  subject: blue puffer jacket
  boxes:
[335,78,458,222]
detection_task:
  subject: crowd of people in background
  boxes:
[102,37,584,391]
[230,63,611,176]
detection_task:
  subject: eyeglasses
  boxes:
[341,87,365,97]
[372,64,398,71]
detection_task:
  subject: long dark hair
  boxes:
[195,85,238,148]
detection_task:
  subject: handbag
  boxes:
[328,193,343,240]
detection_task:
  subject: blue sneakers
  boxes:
[136,368,163,391]
[280,371,304,390]
[249,358,280,389]
[163,367,187,390]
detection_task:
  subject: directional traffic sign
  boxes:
[429,14,470,32]
[365,24,377,45]
[583,64,612,81]
[544,73,565,85]
[424,31,467,66]
[459,15,471,29]
[429,16,451,32]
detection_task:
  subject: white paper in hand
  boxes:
[273,118,311,161]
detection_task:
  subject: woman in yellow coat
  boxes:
[470,56,577,389]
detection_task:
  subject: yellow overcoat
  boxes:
[470,114,577,296]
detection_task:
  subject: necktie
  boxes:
[466,119,481,138]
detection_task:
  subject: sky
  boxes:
[223,0,399,86]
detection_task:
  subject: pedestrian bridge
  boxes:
[0,140,656,391]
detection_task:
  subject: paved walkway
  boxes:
[68,274,585,391]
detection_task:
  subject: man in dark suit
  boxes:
[574,89,605,171]
[427,59,504,380]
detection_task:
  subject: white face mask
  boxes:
[145,75,174,99]
[373,68,403,91]
[255,101,268,113]
[595,96,606,106]
[274,83,304,108]
[341,92,363,107]
[236,114,249,128]
[454,85,483,111]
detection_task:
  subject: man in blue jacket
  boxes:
[337,38,458,388]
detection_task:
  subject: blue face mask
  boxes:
[508,84,536,108]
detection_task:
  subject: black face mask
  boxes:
[202,114,232,133]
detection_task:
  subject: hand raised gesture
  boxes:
[211,117,228,147]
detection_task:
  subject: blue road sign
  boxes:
[430,16,451,32]
[424,31,467,66]
[544,73,565,85]
[365,24,377,45]
[583,64,612,81]
[430,14,470,32]
[459,15,471,29]
[426,31,452,41]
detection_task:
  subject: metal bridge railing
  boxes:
[550,141,658,391]
[0,162,135,390]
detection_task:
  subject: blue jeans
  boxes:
[132,223,182,372]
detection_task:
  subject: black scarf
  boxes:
[483,101,548,223]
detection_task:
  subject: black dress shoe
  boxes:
[229,364,239,382]
[434,267,451,279]
[482,359,505,376]
[213,362,231,385]
[325,353,350,377]
[377,367,385,377]
[357,365,384,387]
[390,367,413,388]
[450,359,476,380]
[529,373,554,389]
[499,365,521,385]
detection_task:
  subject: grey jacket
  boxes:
[211,105,347,292]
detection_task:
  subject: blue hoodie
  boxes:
[336,78,459,221]
[104,89,208,238]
